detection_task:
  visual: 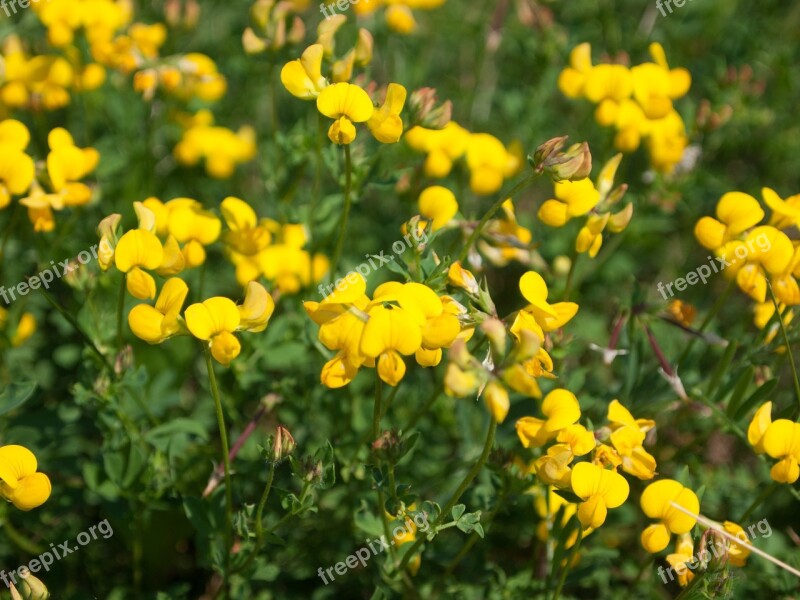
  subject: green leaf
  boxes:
[451,504,466,521]
[723,366,755,416]
[0,381,36,416]
[706,341,738,397]
[146,418,209,444]
[552,489,583,505]
[732,378,777,421]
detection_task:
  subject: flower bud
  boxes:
[512,329,541,362]
[270,426,296,463]
[483,380,510,423]
[242,28,267,54]
[480,318,507,359]
[12,573,50,600]
[549,142,592,182]
[530,136,568,168]
[408,88,452,129]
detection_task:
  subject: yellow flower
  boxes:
[11,312,36,347]
[360,303,422,387]
[128,277,189,344]
[447,261,479,295]
[405,121,470,178]
[557,43,593,99]
[166,198,222,267]
[221,196,272,256]
[238,281,275,332]
[722,521,752,567]
[761,419,800,483]
[640,479,699,553]
[368,83,407,143]
[515,388,582,448]
[0,119,35,209]
[114,229,164,300]
[185,297,242,366]
[281,44,328,99]
[571,462,629,528]
[465,133,519,196]
[317,82,374,144]
[665,533,696,587]
[0,445,51,511]
[174,122,256,179]
[418,186,458,231]
[534,444,574,488]
[478,199,534,267]
[484,380,510,424]
[585,64,633,105]
[694,192,764,251]
[747,401,773,454]
[46,127,99,206]
[607,400,657,480]
[557,424,596,456]
[538,179,601,227]
[763,186,800,230]
[512,271,578,339]
[631,43,691,120]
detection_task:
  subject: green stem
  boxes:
[562,251,579,301]
[132,501,143,591]
[444,484,508,575]
[40,288,115,376]
[116,275,126,350]
[373,375,383,442]
[739,481,778,522]
[768,282,800,414]
[329,144,353,281]
[203,345,233,596]
[2,517,45,555]
[255,461,277,546]
[456,174,536,264]
[402,384,444,434]
[308,112,325,286]
[393,417,498,574]
[552,528,583,600]
[0,202,21,277]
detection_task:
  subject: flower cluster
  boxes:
[174,111,257,179]
[221,196,328,293]
[352,0,446,35]
[405,121,523,196]
[100,199,220,299]
[0,34,105,111]
[281,20,407,146]
[445,270,577,422]
[559,42,691,173]
[748,401,800,483]
[243,0,308,54]
[0,120,98,232]
[694,188,799,330]
[537,152,632,258]
[305,274,462,387]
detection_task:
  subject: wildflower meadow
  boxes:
[0,0,799,598]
